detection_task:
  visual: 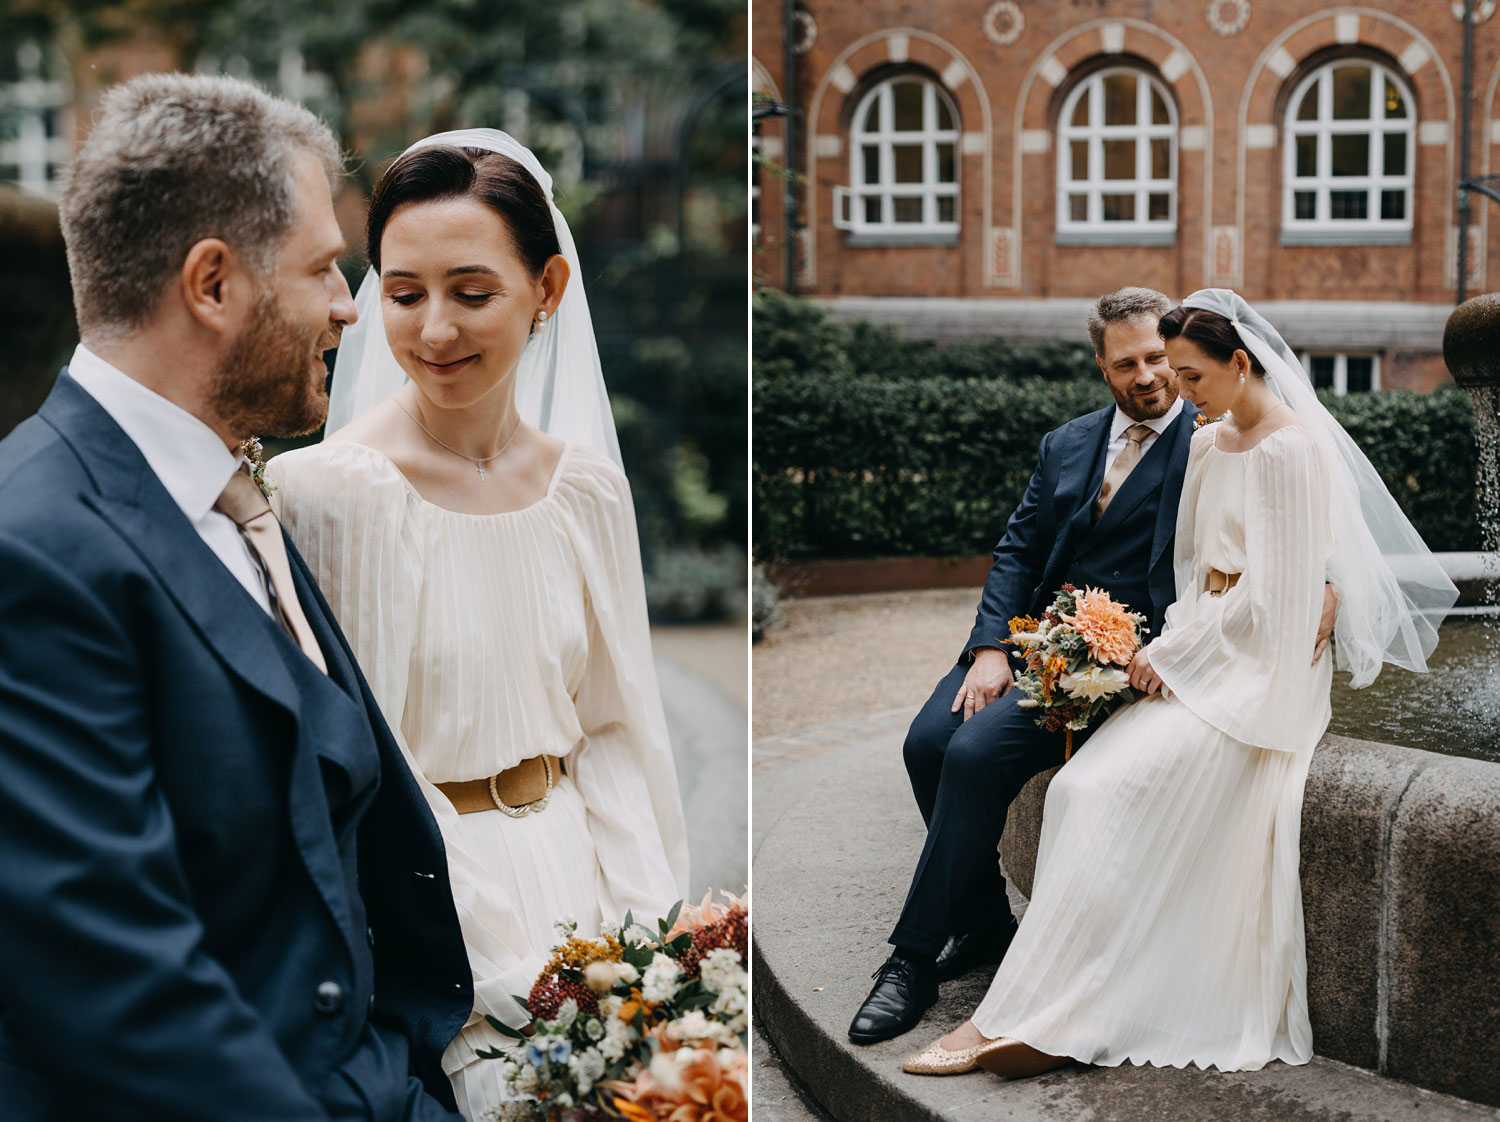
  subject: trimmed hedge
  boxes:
[752,297,1481,560]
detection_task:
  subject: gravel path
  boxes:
[751,588,981,739]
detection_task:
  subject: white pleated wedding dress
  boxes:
[267,441,688,1117]
[971,422,1332,1072]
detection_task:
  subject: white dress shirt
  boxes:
[66,345,273,614]
[1103,395,1184,474]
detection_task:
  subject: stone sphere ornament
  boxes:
[983,1,1025,47]
[1207,0,1250,37]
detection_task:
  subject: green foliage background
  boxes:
[753,292,1480,560]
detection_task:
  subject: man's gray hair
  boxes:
[1086,286,1171,358]
[59,72,342,338]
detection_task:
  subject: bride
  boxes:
[903,290,1456,1078]
[265,130,689,1116]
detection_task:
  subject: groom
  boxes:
[0,75,471,1119]
[849,287,1197,1045]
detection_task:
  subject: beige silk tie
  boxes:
[1093,423,1154,520]
[215,468,328,674]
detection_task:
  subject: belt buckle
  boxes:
[488,756,554,818]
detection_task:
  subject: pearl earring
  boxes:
[1239,372,1246,385]
[535,310,548,333]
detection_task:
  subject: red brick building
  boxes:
[754,0,1500,391]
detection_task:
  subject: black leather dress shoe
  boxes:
[848,952,938,1044]
[934,917,1019,983]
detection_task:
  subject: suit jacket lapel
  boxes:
[42,375,303,717]
[1040,407,1113,591]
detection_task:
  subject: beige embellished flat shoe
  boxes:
[901,1035,987,1075]
[973,1037,1072,1078]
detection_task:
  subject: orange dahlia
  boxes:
[1063,587,1140,665]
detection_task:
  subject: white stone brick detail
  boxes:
[1161,49,1190,84]
[1040,55,1067,87]
[830,63,856,94]
[1179,125,1207,151]
[887,32,909,63]
[1399,41,1431,75]
[961,131,987,155]
[942,58,969,92]
[1020,129,1052,154]
[1419,121,1450,146]
[1246,124,1277,149]
[1268,47,1295,79]
[1335,13,1360,44]
[761,136,784,160]
[1100,23,1125,54]
[814,134,842,159]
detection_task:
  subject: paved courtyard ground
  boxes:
[752,588,978,739]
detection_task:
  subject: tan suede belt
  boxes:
[1205,569,1241,596]
[436,755,562,817]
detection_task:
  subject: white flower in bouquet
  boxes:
[552,916,578,941]
[642,952,682,1003]
[567,1047,606,1095]
[1059,665,1131,702]
[700,947,744,993]
[584,962,617,994]
[555,998,578,1031]
[598,1013,632,1061]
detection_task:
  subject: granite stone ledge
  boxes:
[1385,755,1500,1104]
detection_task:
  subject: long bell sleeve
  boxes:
[267,444,539,1032]
[554,449,690,925]
[1144,425,1334,754]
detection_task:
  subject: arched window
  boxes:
[1282,59,1414,241]
[834,75,959,240]
[0,42,71,198]
[1057,67,1176,242]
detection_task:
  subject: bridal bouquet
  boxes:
[481,891,749,1122]
[1005,584,1149,759]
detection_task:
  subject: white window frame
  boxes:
[1301,351,1382,395]
[833,76,959,244]
[1282,59,1415,244]
[0,42,71,198]
[751,128,762,242]
[1055,67,1177,245]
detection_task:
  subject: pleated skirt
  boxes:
[970,694,1314,1072]
[441,773,603,1118]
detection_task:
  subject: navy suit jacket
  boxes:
[0,374,473,1120]
[964,401,1200,658]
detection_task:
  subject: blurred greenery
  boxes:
[0,0,747,620]
[753,292,1482,560]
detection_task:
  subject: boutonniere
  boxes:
[239,437,275,497]
[1193,412,1223,429]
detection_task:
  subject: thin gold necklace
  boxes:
[394,398,521,479]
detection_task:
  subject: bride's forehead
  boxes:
[380,196,524,266]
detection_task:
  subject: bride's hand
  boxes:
[1312,584,1338,665]
[1127,648,1162,695]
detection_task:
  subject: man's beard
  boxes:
[210,288,334,440]
[1111,379,1178,422]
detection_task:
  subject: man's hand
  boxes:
[1127,647,1163,695]
[1313,584,1338,665]
[952,647,1014,721]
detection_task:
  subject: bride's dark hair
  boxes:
[364,145,561,275]
[1159,305,1265,375]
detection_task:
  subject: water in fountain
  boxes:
[1325,387,1500,762]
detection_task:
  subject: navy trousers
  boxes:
[890,658,1084,958]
